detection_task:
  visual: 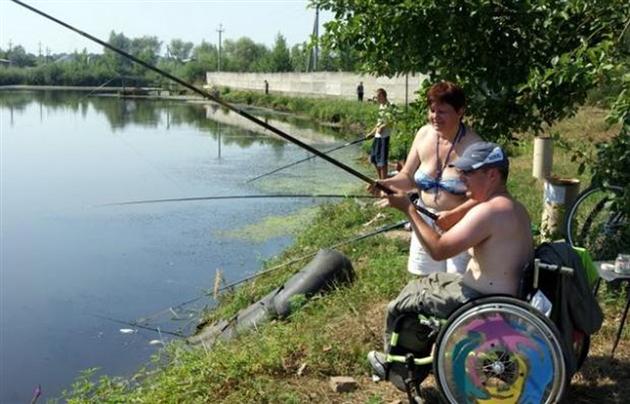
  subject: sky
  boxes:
[0,0,332,55]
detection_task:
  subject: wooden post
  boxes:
[540,177,580,241]
[533,136,553,179]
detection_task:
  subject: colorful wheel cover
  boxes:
[436,301,565,404]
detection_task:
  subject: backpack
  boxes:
[535,241,603,374]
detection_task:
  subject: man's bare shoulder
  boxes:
[467,195,523,221]
[488,194,522,210]
[484,195,532,228]
[457,199,494,227]
[493,195,529,217]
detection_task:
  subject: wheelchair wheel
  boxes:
[434,296,567,404]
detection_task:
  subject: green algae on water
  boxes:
[218,206,319,242]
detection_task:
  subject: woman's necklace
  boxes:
[434,123,465,203]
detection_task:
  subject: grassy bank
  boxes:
[219,89,380,135]
[61,106,627,403]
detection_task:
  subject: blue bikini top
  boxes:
[414,122,468,196]
[414,170,467,195]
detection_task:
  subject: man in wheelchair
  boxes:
[370,142,603,403]
[368,142,593,403]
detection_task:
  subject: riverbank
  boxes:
[57,105,629,403]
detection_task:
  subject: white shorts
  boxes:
[407,200,471,276]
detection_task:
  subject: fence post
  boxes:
[533,136,553,179]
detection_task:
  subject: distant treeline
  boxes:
[0,31,360,87]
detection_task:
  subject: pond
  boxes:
[0,90,367,402]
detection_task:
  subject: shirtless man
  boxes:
[368,141,534,379]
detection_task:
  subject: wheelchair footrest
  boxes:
[387,353,433,366]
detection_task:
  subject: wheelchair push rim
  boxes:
[434,296,567,404]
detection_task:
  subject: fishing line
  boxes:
[130,294,208,328]
[91,313,187,337]
[11,0,437,221]
[246,136,369,183]
[78,76,118,101]
[100,193,378,207]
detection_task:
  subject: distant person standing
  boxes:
[264,80,269,95]
[366,88,394,179]
[357,81,364,102]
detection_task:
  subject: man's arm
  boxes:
[391,195,492,260]
[435,198,480,231]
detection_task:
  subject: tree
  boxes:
[290,43,309,72]
[130,36,161,63]
[179,41,219,82]
[129,35,161,77]
[103,32,161,79]
[268,33,292,72]
[103,31,133,73]
[222,37,269,72]
[4,45,37,67]
[167,39,194,62]
[314,0,629,141]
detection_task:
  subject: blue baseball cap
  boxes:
[449,142,509,172]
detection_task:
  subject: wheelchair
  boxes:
[382,258,592,404]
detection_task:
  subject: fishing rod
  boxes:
[101,193,378,207]
[11,0,437,221]
[217,219,408,292]
[246,136,369,183]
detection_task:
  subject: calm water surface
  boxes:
[0,91,365,402]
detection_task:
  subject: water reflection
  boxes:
[0,90,340,147]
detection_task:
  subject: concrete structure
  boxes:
[205,72,425,104]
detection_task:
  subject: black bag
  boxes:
[535,241,603,374]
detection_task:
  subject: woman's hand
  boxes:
[366,180,396,197]
[367,177,407,196]
[366,181,383,197]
